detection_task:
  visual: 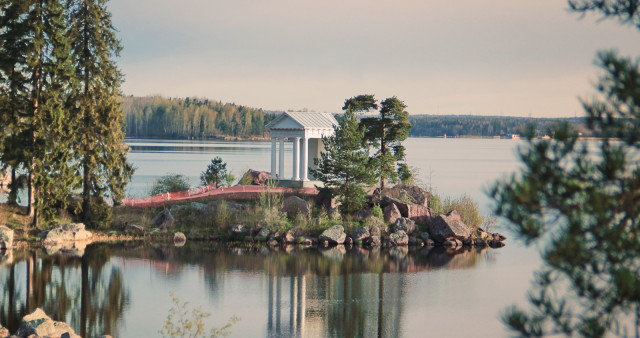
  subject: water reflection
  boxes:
[0,245,129,337]
[0,243,493,337]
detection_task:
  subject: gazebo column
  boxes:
[271,137,277,177]
[302,137,309,181]
[292,137,300,180]
[279,137,285,178]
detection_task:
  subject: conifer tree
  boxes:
[0,0,78,227]
[312,102,376,215]
[492,1,640,335]
[346,94,412,189]
[65,0,133,225]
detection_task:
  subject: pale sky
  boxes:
[109,0,640,117]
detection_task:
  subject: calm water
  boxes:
[0,138,541,337]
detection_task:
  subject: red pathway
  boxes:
[121,185,318,207]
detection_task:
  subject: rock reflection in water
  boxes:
[0,242,492,337]
[0,245,129,337]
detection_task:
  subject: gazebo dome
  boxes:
[266,111,337,186]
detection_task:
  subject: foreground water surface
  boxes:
[0,138,541,337]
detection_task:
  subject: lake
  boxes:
[0,138,541,337]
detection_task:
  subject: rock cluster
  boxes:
[15,308,80,338]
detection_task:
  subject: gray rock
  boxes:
[231,224,247,235]
[474,238,487,247]
[424,238,435,247]
[443,238,462,248]
[364,236,381,247]
[344,236,353,245]
[383,203,402,224]
[0,225,13,249]
[391,217,416,234]
[0,323,8,338]
[16,308,80,338]
[267,237,279,246]
[352,226,370,241]
[189,202,206,210]
[124,224,145,233]
[492,233,507,242]
[282,196,310,218]
[428,210,471,243]
[40,223,92,244]
[173,232,186,245]
[388,230,409,246]
[257,227,271,238]
[152,209,174,229]
[319,225,346,245]
[408,237,422,246]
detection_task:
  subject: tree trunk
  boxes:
[82,162,91,222]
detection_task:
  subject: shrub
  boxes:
[370,204,384,220]
[160,293,238,338]
[200,157,228,187]
[443,194,483,230]
[429,193,443,216]
[150,174,190,196]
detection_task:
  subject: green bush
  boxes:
[429,193,443,216]
[150,174,191,196]
[443,194,483,230]
[370,204,384,220]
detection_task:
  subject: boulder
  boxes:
[319,225,346,245]
[299,236,316,246]
[173,232,186,245]
[352,227,370,242]
[344,236,353,246]
[152,209,174,229]
[419,232,430,242]
[489,240,505,248]
[391,217,416,234]
[363,236,381,247]
[231,224,247,235]
[267,237,279,247]
[492,233,507,242]
[282,196,310,218]
[383,203,402,224]
[476,228,489,239]
[424,238,436,247]
[40,223,92,244]
[406,204,431,224]
[284,230,296,243]
[16,308,80,338]
[0,323,8,338]
[428,210,471,243]
[0,225,13,249]
[124,224,145,233]
[381,195,431,224]
[474,238,487,247]
[443,238,462,248]
[241,169,272,185]
[380,184,431,207]
[388,230,409,246]
[408,237,422,247]
[257,227,271,238]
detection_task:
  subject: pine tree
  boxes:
[492,1,640,335]
[66,0,133,226]
[346,95,412,189]
[312,104,376,216]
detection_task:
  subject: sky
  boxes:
[109,0,640,118]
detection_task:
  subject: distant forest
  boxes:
[408,115,592,137]
[121,96,276,138]
[120,96,592,139]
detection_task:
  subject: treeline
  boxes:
[408,115,591,137]
[122,96,277,138]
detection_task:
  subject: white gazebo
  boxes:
[265,111,338,187]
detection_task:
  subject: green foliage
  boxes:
[491,3,640,334]
[150,174,191,196]
[122,96,276,138]
[312,104,376,216]
[223,173,236,187]
[442,195,483,231]
[370,204,384,220]
[408,115,591,138]
[200,157,228,187]
[160,293,238,338]
[351,95,413,189]
[428,193,443,216]
[66,0,134,225]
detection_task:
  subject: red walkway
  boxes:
[121,185,318,207]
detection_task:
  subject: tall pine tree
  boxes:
[66,0,132,226]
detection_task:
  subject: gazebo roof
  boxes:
[266,111,338,131]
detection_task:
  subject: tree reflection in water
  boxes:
[0,242,493,337]
[0,244,129,337]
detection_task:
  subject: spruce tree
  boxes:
[0,0,78,227]
[66,0,133,225]
[312,103,376,216]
